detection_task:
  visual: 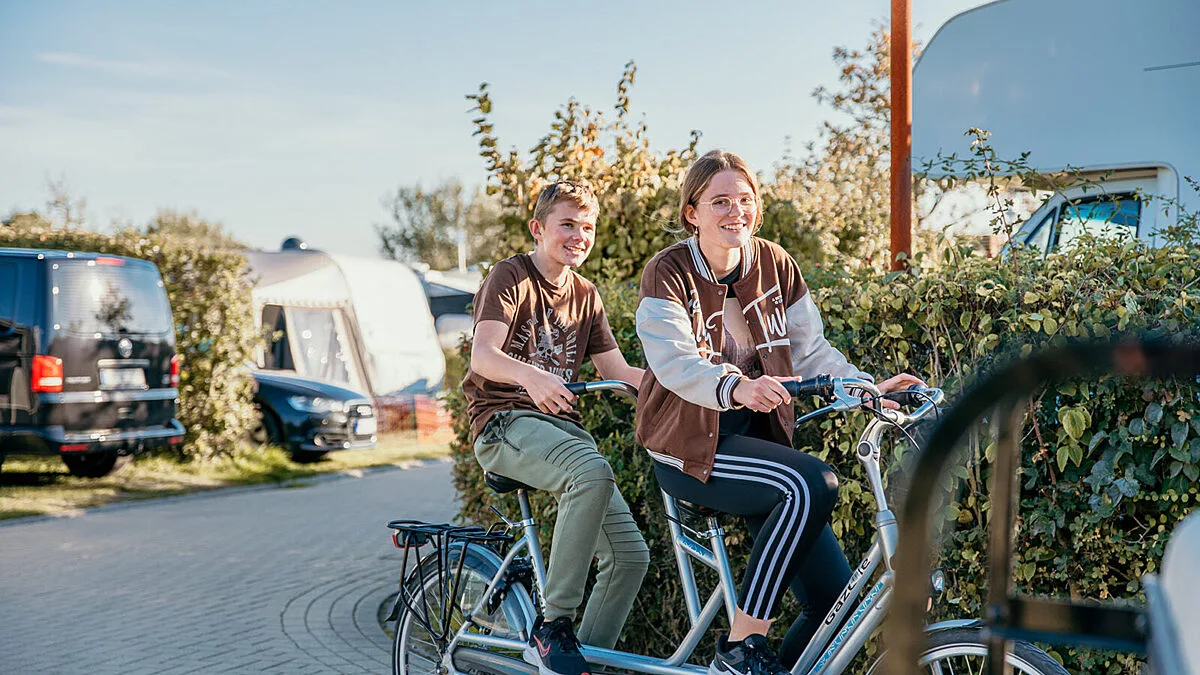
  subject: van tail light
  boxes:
[169,355,181,387]
[32,355,64,393]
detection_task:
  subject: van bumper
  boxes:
[0,419,186,456]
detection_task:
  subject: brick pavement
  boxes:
[0,460,456,674]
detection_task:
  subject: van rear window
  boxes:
[52,261,173,335]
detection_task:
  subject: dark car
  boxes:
[0,248,184,477]
[251,369,377,462]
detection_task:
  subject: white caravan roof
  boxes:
[914,0,1199,206]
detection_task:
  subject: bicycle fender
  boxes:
[925,619,983,633]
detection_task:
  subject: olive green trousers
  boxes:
[474,410,649,649]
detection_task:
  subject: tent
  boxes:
[245,248,444,396]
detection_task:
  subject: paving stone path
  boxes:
[0,460,456,674]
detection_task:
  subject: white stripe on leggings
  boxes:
[710,454,812,617]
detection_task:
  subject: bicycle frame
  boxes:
[419,379,945,675]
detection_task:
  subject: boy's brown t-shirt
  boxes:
[462,254,618,440]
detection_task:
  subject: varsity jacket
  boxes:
[635,236,871,481]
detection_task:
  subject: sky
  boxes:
[0,0,986,258]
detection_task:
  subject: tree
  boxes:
[143,208,245,250]
[376,179,501,270]
[2,210,52,231]
[44,174,88,230]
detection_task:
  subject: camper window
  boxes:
[1051,193,1141,250]
[261,305,295,371]
[286,307,357,387]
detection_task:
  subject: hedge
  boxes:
[447,239,1199,673]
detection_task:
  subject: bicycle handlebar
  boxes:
[783,374,834,399]
[564,380,639,399]
[790,375,943,427]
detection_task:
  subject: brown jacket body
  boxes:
[635,237,869,481]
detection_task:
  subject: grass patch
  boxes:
[0,431,450,522]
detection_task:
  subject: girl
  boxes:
[635,150,922,675]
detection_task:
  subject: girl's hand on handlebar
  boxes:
[732,376,792,413]
[876,373,928,410]
[521,369,577,415]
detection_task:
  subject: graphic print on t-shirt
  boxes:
[509,308,579,380]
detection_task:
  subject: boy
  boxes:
[462,181,649,675]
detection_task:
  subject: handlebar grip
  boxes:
[564,382,589,395]
[890,385,927,407]
[783,374,833,399]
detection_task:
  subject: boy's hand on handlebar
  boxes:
[732,376,792,413]
[521,369,577,415]
[875,373,928,410]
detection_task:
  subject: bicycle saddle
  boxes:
[485,472,534,494]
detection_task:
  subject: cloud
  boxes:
[35,51,226,80]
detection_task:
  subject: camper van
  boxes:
[0,248,184,477]
[913,0,1198,253]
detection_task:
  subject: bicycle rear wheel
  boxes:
[393,544,533,675]
[869,627,1068,675]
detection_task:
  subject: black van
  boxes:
[0,248,184,477]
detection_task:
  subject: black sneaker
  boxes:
[523,615,591,675]
[708,634,789,675]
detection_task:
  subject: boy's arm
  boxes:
[589,348,644,387]
[471,319,577,415]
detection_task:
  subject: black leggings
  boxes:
[653,434,852,665]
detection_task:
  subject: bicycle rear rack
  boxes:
[386,520,514,644]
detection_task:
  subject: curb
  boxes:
[0,456,453,529]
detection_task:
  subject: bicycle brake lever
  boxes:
[828,379,863,411]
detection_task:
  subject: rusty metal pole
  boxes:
[890,0,913,271]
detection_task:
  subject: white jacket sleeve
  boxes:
[786,293,873,381]
[636,296,743,410]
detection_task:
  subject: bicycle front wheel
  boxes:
[393,544,533,675]
[869,627,1069,675]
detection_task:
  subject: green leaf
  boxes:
[1130,417,1146,436]
[1185,463,1200,482]
[1145,402,1164,425]
[1172,421,1190,448]
[1151,447,1167,468]
[1088,430,1108,453]
[1170,461,1184,478]
[1058,406,1090,441]
[1069,443,1084,466]
[1020,561,1037,580]
[1057,446,1071,472]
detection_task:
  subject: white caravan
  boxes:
[245,248,445,397]
[913,0,1199,252]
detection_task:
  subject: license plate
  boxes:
[354,417,377,436]
[99,368,146,389]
